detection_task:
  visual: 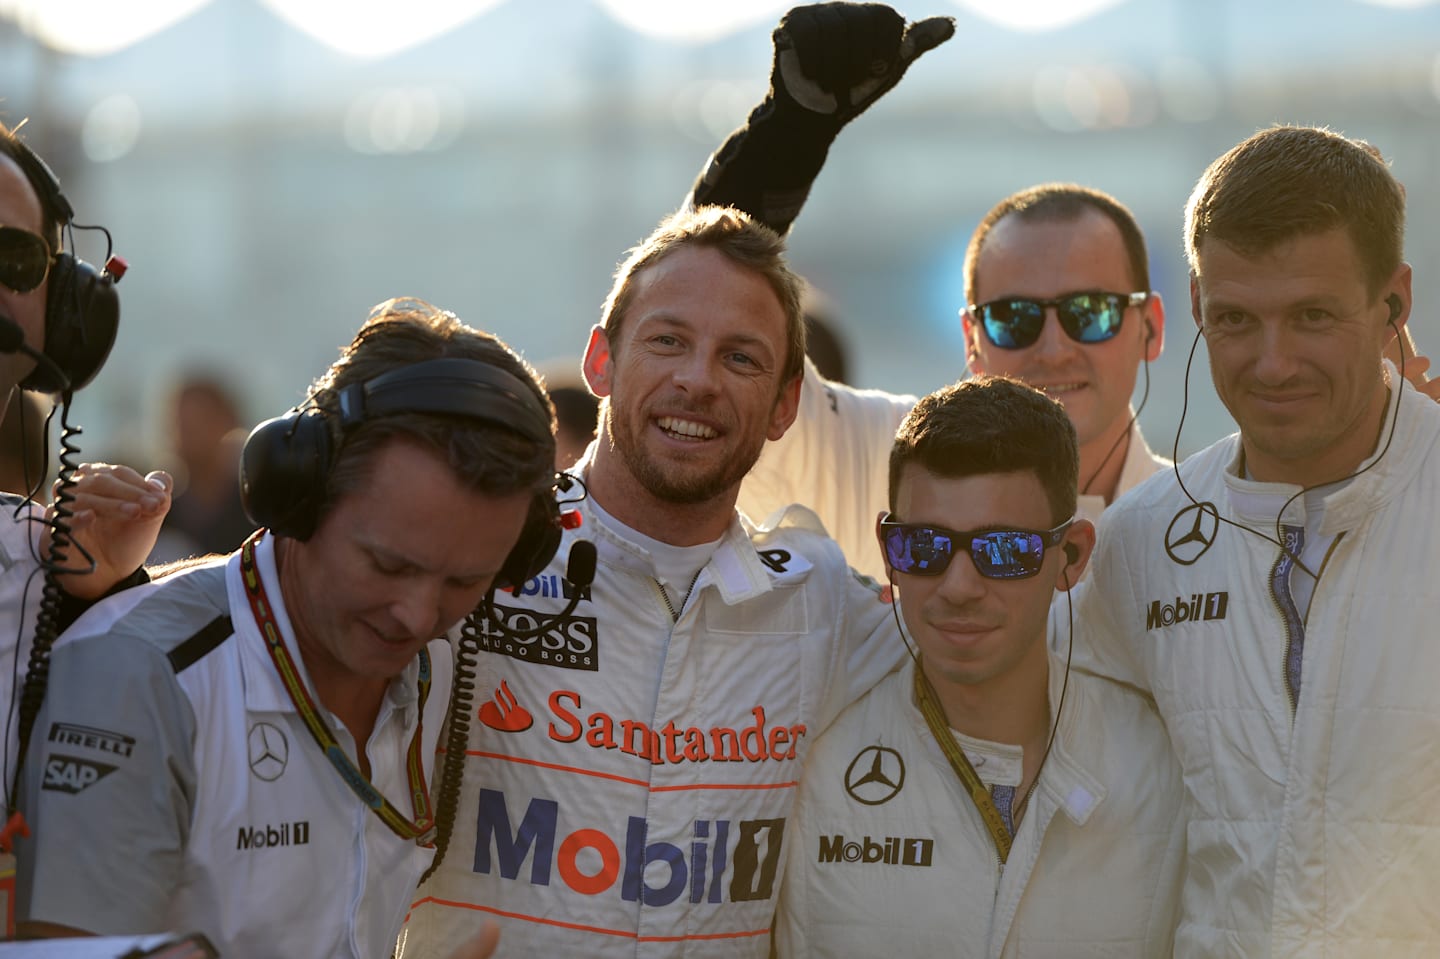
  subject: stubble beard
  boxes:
[605,401,767,506]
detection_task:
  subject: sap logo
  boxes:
[478,603,599,671]
[508,573,591,603]
[474,789,784,906]
[818,834,934,867]
[236,820,311,850]
[42,754,117,794]
[1146,592,1230,631]
[47,722,134,759]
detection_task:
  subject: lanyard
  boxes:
[240,531,437,846]
[912,663,1013,863]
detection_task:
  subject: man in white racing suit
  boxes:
[400,207,899,958]
[774,376,1184,958]
[1074,126,1440,955]
[692,4,1169,580]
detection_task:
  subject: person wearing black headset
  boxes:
[773,375,1184,956]
[687,5,1174,585]
[15,299,550,959]
[1073,126,1440,955]
[0,122,172,831]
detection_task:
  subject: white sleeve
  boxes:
[18,633,197,934]
[1063,517,1149,692]
[738,357,916,583]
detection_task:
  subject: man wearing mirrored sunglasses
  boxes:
[772,375,1183,957]
[687,3,1167,582]
[0,127,63,402]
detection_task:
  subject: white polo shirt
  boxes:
[0,496,46,815]
[17,532,452,959]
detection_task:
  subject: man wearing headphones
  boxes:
[1076,127,1440,954]
[16,299,551,958]
[773,376,1183,956]
[0,122,172,820]
[688,4,1167,583]
[401,207,899,958]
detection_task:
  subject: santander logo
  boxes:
[476,681,806,766]
[478,680,534,732]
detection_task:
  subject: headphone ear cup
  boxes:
[240,409,333,541]
[22,254,120,394]
[495,494,562,592]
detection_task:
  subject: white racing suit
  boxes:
[399,492,901,958]
[774,656,1185,958]
[1076,368,1440,956]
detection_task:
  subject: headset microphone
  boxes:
[484,537,597,640]
[0,316,71,394]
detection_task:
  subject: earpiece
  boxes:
[8,137,123,395]
[1144,319,1155,343]
[241,357,562,587]
[1063,542,1080,566]
[1387,293,1402,324]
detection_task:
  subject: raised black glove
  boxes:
[689,3,955,235]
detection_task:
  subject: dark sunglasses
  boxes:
[968,290,1148,351]
[880,514,1073,580]
[0,225,53,294]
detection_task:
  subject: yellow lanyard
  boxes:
[912,663,1013,863]
[241,531,436,846]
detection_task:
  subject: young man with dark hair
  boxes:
[773,376,1183,957]
[1077,125,1440,954]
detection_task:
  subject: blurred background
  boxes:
[2,0,1439,507]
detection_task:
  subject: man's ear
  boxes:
[1382,262,1413,337]
[960,311,985,373]
[1143,292,1166,362]
[1189,274,1203,331]
[1053,518,1096,592]
[582,326,614,397]
[767,373,803,442]
[874,509,893,575]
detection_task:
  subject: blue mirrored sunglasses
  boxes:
[967,290,1148,351]
[880,514,1073,580]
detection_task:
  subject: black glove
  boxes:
[689,3,955,236]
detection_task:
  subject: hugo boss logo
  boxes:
[479,603,599,671]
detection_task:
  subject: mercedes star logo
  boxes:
[248,722,289,782]
[844,745,905,806]
[1164,502,1220,565]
